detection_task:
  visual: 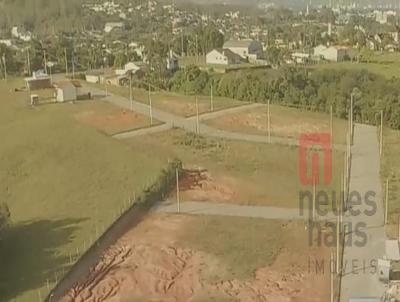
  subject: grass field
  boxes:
[91,83,245,117]
[381,127,400,238]
[205,103,349,145]
[0,79,165,301]
[126,129,345,209]
[314,52,400,79]
[180,215,296,280]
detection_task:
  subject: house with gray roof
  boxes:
[206,48,242,65]
[223,39,263,61]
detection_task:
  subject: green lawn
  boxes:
[179,216,291,281]
[89,83,245,117]
[314,52,400,79]
[205,103,349,145]
[381,127,400,238]
[126,129,345,209]
[0,79,165,302]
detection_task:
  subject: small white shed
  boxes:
[54,81,77,103]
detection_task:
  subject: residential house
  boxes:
[222,39,263,61]
[11,26,32,42]
[85,70,104,83]
[54,81,78,102]
[104,22,125,33]
[313,45,350,62]
[206,48,242,65]
[115,62,144,76]
[25,71,51,90]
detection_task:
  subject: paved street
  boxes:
[340,124,386,301]
[153,200,337,221]
[83,83,346,150]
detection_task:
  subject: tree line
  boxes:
[169,66,400,129]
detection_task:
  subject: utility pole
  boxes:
[398,215,400,243]
[2,54,7,81]
[196,95,200,135]
[72,49,75,80]
[181,30,184,56]
[130,75,133,112]
[148,83,153,125]
[385,179,389,224]
[64,48,69,76]
[312,177,316,221]
[336,214,340,274]
[380,110,384,157]
[176,168,180,213]
[330,252,334,302]
[210,84,214,112]
[267,99,271,143]
[26,48,31,76]
[349,93,353,144]
[43,50,48,74]
[195,34,199,63]
[330,105,333,139]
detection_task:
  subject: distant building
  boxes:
[25,71,51,90]
[166,50,179,71]
[54,81,78,102]
[206,48,242,65]
[115,62,145,76]
[313,45,350,62]
[11,26,32,42]
[104,22,124,33]
[0,39,12,47]
[223,39,263,61]
[85,70,105,83]
[291,52,311,64]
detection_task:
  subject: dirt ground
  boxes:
[177,168,237,203]
[74,101,156,135]
[205,105,348,145]
[60,214,330,302]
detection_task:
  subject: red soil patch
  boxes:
[60,214,330,302]
[75,102,152,135]
[177,168,236,203]
[207,110,330,139]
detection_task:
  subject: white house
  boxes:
[313,45,349,62]
[115,62,143,76]
[85,70,105,83]
[104,22,124,33]
[11,26,32,41]
[54,81,78,102]
[206,49,242,65]
[223,40,263,61]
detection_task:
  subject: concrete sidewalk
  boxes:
[152,200,337,221]
[340,124,386,301]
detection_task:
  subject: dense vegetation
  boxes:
[169,66,400,129]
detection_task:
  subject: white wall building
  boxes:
[54,82,78,103]
[104,22,124,33]
[314,45,349,62]
[223,40,263,61]
[206,49,242,65]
